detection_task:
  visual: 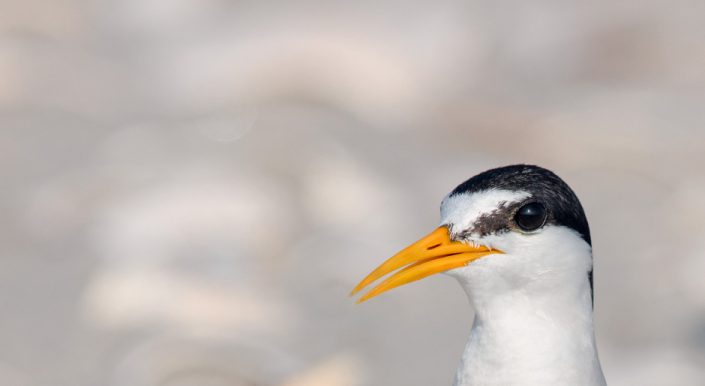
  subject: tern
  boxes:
[352,164,606,386]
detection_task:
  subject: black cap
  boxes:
[450,164,591,246]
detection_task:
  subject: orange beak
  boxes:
[351,226,502,303]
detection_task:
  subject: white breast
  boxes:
[445,226,606,386]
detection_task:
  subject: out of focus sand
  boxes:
[1,1,705,385]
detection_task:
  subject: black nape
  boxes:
[450,164,591,246]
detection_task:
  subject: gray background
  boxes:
[2,1,705,385]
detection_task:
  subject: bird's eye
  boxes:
[514,202,547,232]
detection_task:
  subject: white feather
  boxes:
[440,190,606,386]
[440,190,531,235]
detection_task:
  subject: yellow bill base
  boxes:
[351,226,502,303]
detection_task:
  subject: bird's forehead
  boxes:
[440,189,531,232]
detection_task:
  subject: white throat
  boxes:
[446,227,606,386]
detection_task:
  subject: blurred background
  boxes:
[2,0,705,385]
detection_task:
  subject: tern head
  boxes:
[351,164,593,305]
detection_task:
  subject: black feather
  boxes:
[450,164,594,304]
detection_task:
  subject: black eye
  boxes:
[514,202,547,231]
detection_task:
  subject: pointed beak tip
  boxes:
[350,226,502,304]
[350,280,368,296]
[356,292,375,304]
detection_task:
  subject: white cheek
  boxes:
[445,226,593,293]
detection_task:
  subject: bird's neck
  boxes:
[453,273,606,386]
